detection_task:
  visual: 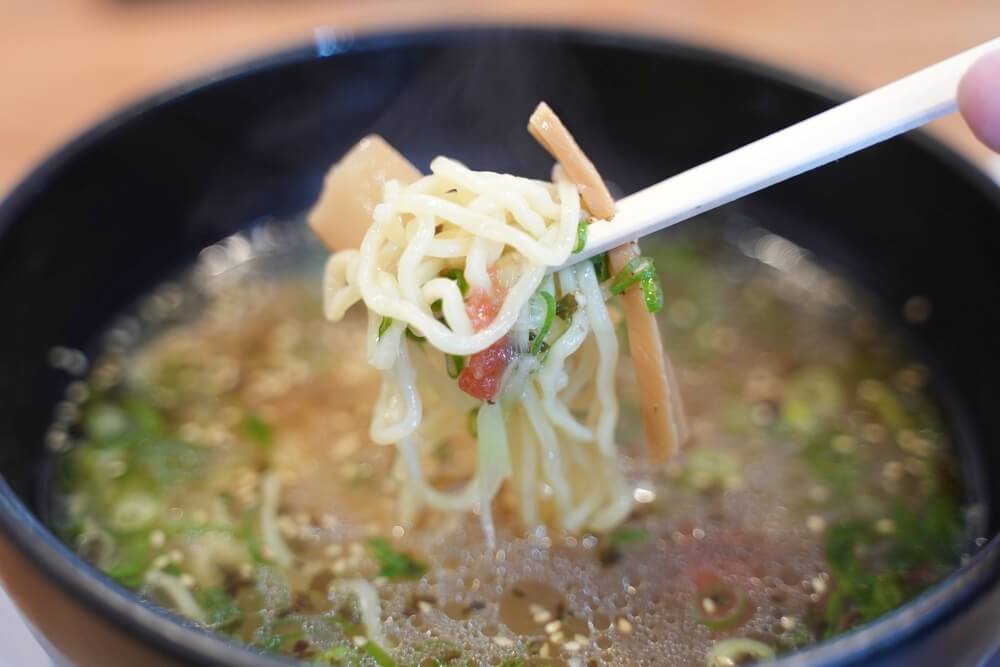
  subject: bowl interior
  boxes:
[0,27,998,666]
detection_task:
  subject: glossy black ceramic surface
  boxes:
[0,27,997,667]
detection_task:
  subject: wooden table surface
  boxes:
[1,0,998,194]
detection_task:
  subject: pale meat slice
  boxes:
[308,135,421,252]
[528,102,688,462]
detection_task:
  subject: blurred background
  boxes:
[0,1,998,665]
[1,0,1000,196]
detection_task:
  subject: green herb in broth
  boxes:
[368,538,427,581]
[48,223,971,667]
[240,413,274,450]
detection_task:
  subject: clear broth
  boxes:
[47,220,977,667]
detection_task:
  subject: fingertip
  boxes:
[958,50,1000,152]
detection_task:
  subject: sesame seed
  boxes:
[152,555,170,570]
[492,636,514,648]
[550,631,565,643]
[780,616,797,630]
[391,525,405,538]
[532,610,552,624]
[617,618,633,634]
[806,515,826,533]
[179,574,196,588]
[352,636,367,647]
[564,641,580,652]
[149,530,166,548]
[418,601,432,613]
[692,528,706,540]
[811,576,828,594]
[701,597,717,614]
[540,643,551,658]
[573,633,589,644]
[633,487,656,503]
[544,620,561,634]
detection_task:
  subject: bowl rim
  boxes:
[1,23,998,667]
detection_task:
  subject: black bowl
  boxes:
[0,27,998,667]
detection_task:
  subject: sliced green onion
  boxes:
[705,638,775,666]
[530,292,556,355]
[641,272,665,313]
[377,317,393,340]
[573,219,589,254]
[609,257,656,295]
[468,407,480,437]
[405,327,426,342]
[693,581,751,631]
[83,403,128,440]
[440,268,469,296]
[198,589,242,629]
[445,355,465,379]
[362,641,396,667]
[239,414,273,449]
[592,252,611,282]
[555,293,578,320]
[109,492,160,531]
[609,526,649,547]
[368,537,427,581]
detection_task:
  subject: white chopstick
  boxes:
[561,36,1000,269]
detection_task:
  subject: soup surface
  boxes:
[48,220,975,667]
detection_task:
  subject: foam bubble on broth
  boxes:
[46,220,975,667]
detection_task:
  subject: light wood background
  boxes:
[1,0,998,194]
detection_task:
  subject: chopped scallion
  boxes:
[530,292,556,355]
[608,526,649,547]
[239,414,273,449]
[368,537,427,581]
[405,327,426,342]
[592,253,611,282]
[468,407,480,437]
[377,317,393,340]
[641,272,664,313]
[362,641,397,667]
[440,268,469,296]
[445,355,465,379]
[573,220,589,254]
[609,257,656,296]
[608,256,664,313]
